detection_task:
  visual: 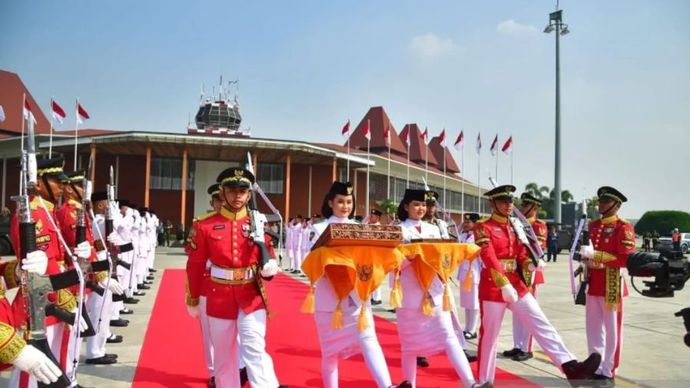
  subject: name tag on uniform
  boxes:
[213,224,225,230]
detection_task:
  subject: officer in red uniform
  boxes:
[474,185,601,385]
[503,192,547,362]
[579,186,635,387]
[186,167,285,388]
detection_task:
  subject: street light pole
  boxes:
[545,8,569,227]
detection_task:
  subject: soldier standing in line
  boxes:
[578,187,636,387]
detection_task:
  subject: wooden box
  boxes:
[312,223,403,249]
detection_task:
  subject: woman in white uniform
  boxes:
[395,189,476,388]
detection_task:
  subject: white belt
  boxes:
[210,265,255,281]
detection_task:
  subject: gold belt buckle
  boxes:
[233,268,245,280]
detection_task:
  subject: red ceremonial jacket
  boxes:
[529,217,547,287]
[474,213,530,302]
[0,279,25,371]
[186,207,274,319]
[587,215,635,298]
[56,199,101,290]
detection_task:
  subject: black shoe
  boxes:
[109,319,129,327]
[463,331,477,340]
[106,334,123,343]
[512,350,533,361]
[133,290,146,296]
[396,381,412,388]
[85,355,117,365]
[143,280,153,285]
[208,376,215,388]
[120,308,134,315]
[105,353,118,359]
[386,308,396,313]
[370,300,382,305]
[137,284,151,290]
[592,374,614,387]
[240,367,248,386]
[464,349,478,362]
[416,356,429,368]
[124,297,140,304]
[562,353,602,383]
[502,347,521,357]
[150,268,157,273]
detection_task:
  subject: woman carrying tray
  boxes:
[394,189,478,387]
[301,181,410,388]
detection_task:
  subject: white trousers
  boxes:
[86,289,112,359]
[371,286,382,302]
[198,296,214,377]
[10,323,66,388]
[478,294,574,383]
[208,309,278,388]
[512,286,538,351]
[586,295,623,378]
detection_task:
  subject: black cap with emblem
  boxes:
[64,170,86,185]
[370,209,382,217]
[91,191,108,202]
[463,213,481,222]
[597,186,627,203]
[425,191,440,205]
[216,167,255,189]
[397,189,436,221]
[37,156,69,182]
[484,184,516,201]
[207,183,220,199]
[520,192,542,207]
[321,181,355,219]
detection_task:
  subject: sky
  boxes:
[1,0,689,219]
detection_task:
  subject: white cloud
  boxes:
[497,19,538,37]
[408,33,458,62]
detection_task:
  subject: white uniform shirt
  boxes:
[399,219,445,309]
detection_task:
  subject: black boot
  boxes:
[207,376,215,388]
[502,347,520,357]
[562,352,601,384]
[464,349,478,362]
[240,367,248,386]
[416,356,429,367]
[512,350,533,361]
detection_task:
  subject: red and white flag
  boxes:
[476,133,482,155]
[51,99,66,124]
[400,128,409,145]
[362,120,371,141]
[421,127,428,144]
[23,98,37,124]
[0,105,5,123]
[76,102,90,125]
[439,129,447,147]
[453,130,464,151]
[341,120,350,137]
[502,136,513,154]
[490,134,498,156]
[383,125,391,146]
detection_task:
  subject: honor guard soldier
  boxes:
[186,167,285,388]
[422,191,450,239]
[457,213,482,340]
[578,186,636,386]
[474,185,601,386]
[503,192,547,362]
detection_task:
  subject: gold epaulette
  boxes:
[195,211,217,222]
[618,217,630,224]
[476,217,489,224]
[535,219,546,225]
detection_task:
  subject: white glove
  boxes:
[510,218,529,244]
[74,314,88,333]
[579,243,594,260]
[187,304,199,318]
[12,344,62,384]
[260,260,281,278]
[101,279,124,295]
[500,284,519,304]
[22,250,49,275]
[527,259,546,272]
[107,231,123,246]
[74,241,91,260]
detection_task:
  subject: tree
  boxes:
[523,182,577,219]
[635,211,690,235]
[376,198,398,223]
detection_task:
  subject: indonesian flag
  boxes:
[23,98,37,124]
[490,134,498,156]
[400,128,409,145]
[76,102,90,124]
[476,133,481,154]
[439,128,446,147]
[51,100,66,124]
[421,127,429,144]
[453,130,464,151]
[362,120,371,141]
[383,125,391,146]
[341,120,350,137]
[502,136,513,154]
[0,105,5,123]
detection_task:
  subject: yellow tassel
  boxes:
[462,268,473,292]
[389,271,402,308]
[331,300,343,329]
[422,295,433,316]
[443,284,452,312]
[300,286,315,314]
[357,305,369,331]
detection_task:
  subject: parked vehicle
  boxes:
[657,233,690,254]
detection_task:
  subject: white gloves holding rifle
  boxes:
[107,231,123,246]
[260,260,281,278]
[100,278,124,295]
[74,241,91,260]
[528,259,546,272]
[12,344,62,384]
[501,284,519,303]
[22,250,49,275]
[187,305,199,319]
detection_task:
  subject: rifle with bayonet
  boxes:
[245,152,273,269]
[12,108,71,388]
[570,210,591,305]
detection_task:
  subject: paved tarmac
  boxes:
[2,247,688,387]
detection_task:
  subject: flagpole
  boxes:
[20,94,26,159]
[495,136,499,184]
[424,131,429,181]
[49,97,54,158]
[461,139,465,213]
[478,143,481,214]
[442,142,447,209]
[387,129,391,199]
[366,119,370,213]
[511,141,514,185]
[346,119,350,181]
[406,140,410,188]
[74,98,80,169]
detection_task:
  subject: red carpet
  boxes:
[133,270,537,387]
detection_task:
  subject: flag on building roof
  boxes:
[490,134,498,156]
[453,130,464,151]
[23,97,37,125]
[400,127,409,145]
[51,99,66,124]
[341,120,350,137]
[383,125,391,146]
[76,102,90,124]
[439,128,446,147]
[476,133,481,155]
[502,135,513,154]
[421,127,428,144]
[0,105,5,123]
[362,120,371,141]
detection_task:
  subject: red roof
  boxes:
[400,123,439,167]
[345,107,407,156]
[0,70,51,135]
[428,134,460,173]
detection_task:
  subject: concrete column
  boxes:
[181,148,188,227]
[89,143,97,185]
[144,146,151,207]
[284,154,291,221]
[332,158,337,182]
[307,165,312,216]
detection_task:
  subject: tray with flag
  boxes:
[312,223,403,249]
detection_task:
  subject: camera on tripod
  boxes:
[627,248,690,297]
